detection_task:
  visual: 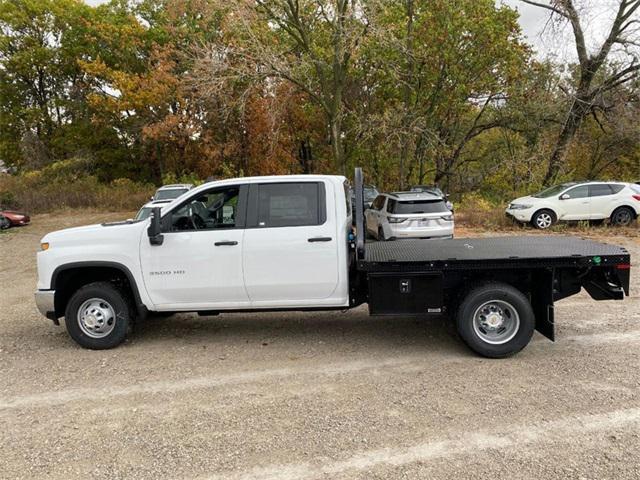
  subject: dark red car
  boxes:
[0,210,30,229]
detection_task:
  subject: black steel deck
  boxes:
[359,236,630,272]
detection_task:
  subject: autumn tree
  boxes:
[521,0,640,184]
[357,0,529,189]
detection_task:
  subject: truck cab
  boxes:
[35,170,630,358]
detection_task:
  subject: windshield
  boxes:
[135,207,152,221]
[532,183,576,198]
[389,199,447,214]
[155,188,188,201]
[364,187,379,202]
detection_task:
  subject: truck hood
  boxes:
[41,220,145,244]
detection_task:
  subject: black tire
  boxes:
[64,281,132,349]
[0,215,10,230]
[531,209,556,230]
[610,207,635,227]
[456,282,535,358]
[378,226,386,241]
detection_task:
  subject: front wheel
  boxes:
[456,283,535,358]
[64,281,132,349]
[531,209,556,230]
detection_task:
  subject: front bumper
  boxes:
[505,209,532,222]
[35,290,57,322]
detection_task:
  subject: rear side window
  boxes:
[610,184,625,194]
[388,199,447,214]
[589,184,613,197]
[343,180,352,216]
[257,182,325,227]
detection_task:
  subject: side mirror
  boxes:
[560,193,570,200]
[147,207,164,246]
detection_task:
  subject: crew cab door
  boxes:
[139,184,250,308]
[558,185,590,220]
[242,181,339,304]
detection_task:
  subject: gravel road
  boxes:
[1,212,639,479]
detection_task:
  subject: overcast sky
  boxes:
[85,0,620,62]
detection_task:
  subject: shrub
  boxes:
[0,166,153,213]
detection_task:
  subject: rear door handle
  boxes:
[214,241,238,246]
[308,237,332,243]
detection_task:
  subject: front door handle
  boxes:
[308,237,332,243]
[214,241,238,246]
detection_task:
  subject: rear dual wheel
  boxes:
[456,283,535,358]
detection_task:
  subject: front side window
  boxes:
[533,183,577,198]
[564,185,589,199]
[169,186,240,231]
[257,182,324,227]
[589,184,613,197]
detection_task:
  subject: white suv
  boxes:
[151,184,193,201]
[506,182,640,229]
[365,192,454,240]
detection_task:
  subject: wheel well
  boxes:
[611,205,637,219]
[532,208,556,221]
[52,265,140,318]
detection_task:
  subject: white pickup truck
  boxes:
[35,169,631,358]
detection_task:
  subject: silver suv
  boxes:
[365,192,454,240]
[151,184,193,201]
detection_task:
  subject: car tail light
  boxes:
[632,195,640,201]
[388,217,406,223]
[615,263,631,270]
[440,214,453,221]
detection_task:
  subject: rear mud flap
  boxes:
[532,269,555,341]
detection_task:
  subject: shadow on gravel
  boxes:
[129,309,466,354]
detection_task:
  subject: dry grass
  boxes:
[0,175,153,213]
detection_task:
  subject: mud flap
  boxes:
[531,269,555,341]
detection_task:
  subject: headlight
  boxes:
[388,217,406,223]
[509,204,533,210]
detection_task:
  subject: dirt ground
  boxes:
[1,212,639,480]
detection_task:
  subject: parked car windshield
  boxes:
[389,199,447,214]
[532,183,576,198]
[155,188,189,201]
[135,207,152,221]
[364,187,379,202]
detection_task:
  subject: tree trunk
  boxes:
[543,93,590,184]
[398,0,415,191]
[329,115,345,175]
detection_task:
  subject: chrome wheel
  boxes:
[472,300,520,345]
[613,209,632,226]
[535,212,553,229]
[77,298,116,338]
